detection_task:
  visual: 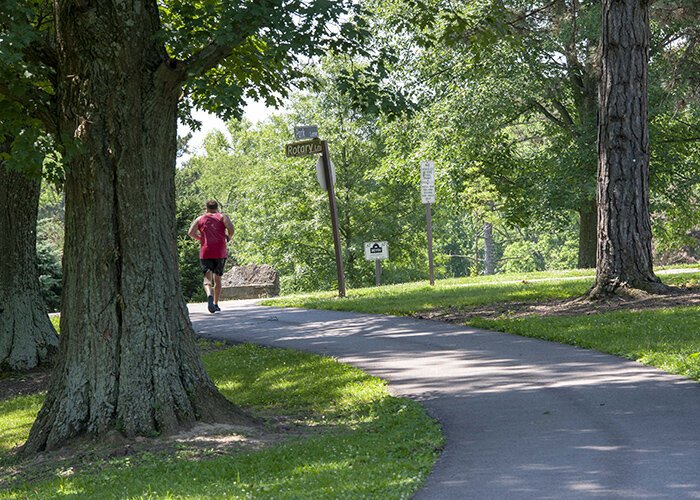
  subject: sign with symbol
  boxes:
[364,241,389,260]
[285,139,323,157]
[294,125,319,140]
[420,160,435,204]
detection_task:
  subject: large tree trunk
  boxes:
[577,198,597,269]
[23,1,248,454]
[0,158,59,371]
[588,0,666,298]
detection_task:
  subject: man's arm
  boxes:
[188,217,202,241]
[223,214,234,242]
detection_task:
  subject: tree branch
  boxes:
[0,84,57,135]
[180,42,238,80]
[550,98,575,127]
[531,100,569,132]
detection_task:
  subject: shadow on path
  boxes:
[190,300,700,499]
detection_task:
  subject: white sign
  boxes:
[420,160,435,204]
[294,125,319,140]
[364,241,389,260]
[316,157,336,190]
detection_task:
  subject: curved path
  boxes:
[190,300,700,499]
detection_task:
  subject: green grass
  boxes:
[470,307,700,381]
[264,268,700,382]
[265,268,700,315]
[264,269,597,314]
[1,344,443,499]
[0,395,44,457]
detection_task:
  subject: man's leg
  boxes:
[213,273,222,306]
[203,268,216,313]
[203,270,213,297]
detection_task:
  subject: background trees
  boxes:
[0,0,59,371]
[172,0,699,297]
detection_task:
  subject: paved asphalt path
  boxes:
[190,300,700,499]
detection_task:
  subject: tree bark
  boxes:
[23,0,248,454]
[588,0,666,298]
[577,198,597,269]
[0,158,59,371]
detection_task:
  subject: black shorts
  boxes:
[200,258,226,276]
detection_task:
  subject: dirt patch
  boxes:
[414,286,700,323]
[0,369,51,401]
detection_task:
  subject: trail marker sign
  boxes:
[364,241,389,260]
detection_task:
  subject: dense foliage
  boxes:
[23,0,700,299]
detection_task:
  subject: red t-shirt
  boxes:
[197,213,227,259]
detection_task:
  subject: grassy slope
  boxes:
[2,344,442,499]
[264,269,700,382]
[470,307,700,381]
[265,271,596,315]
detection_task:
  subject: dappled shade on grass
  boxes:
[1,344,442,498]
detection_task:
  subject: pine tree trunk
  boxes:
[483,221,495,275]
[588,0,666,298]
[577,199,597,269]
[23,1,248,454]
[0,158,59,371]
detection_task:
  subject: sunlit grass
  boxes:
[471,306,700,381]
[1,344,442,498]
[265,269,700,315]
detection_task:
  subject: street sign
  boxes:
[285,139,323,157]
[420,160,435,204]
[294,125,319,140]
[316,156,336,190]
[364,241,389,260]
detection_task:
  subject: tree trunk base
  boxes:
[21,380,260,457]
[585,278,674,301]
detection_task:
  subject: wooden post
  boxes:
[426,203,435,286]
[375,259,381,287]
[321,141,346,298]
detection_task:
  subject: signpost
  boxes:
[364,241,389,286]
[420,161,435,285]
[286,129,346,298]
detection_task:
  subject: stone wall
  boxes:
[220,264,280,300]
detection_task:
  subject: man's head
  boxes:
[205,200,219,213]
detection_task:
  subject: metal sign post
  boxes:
[364,241,389,286]
[421,161,436,286]
[321,140,346,298]
[286,132,346,298]
[425,205,434,286]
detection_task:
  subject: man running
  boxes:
[188,200,235,313]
